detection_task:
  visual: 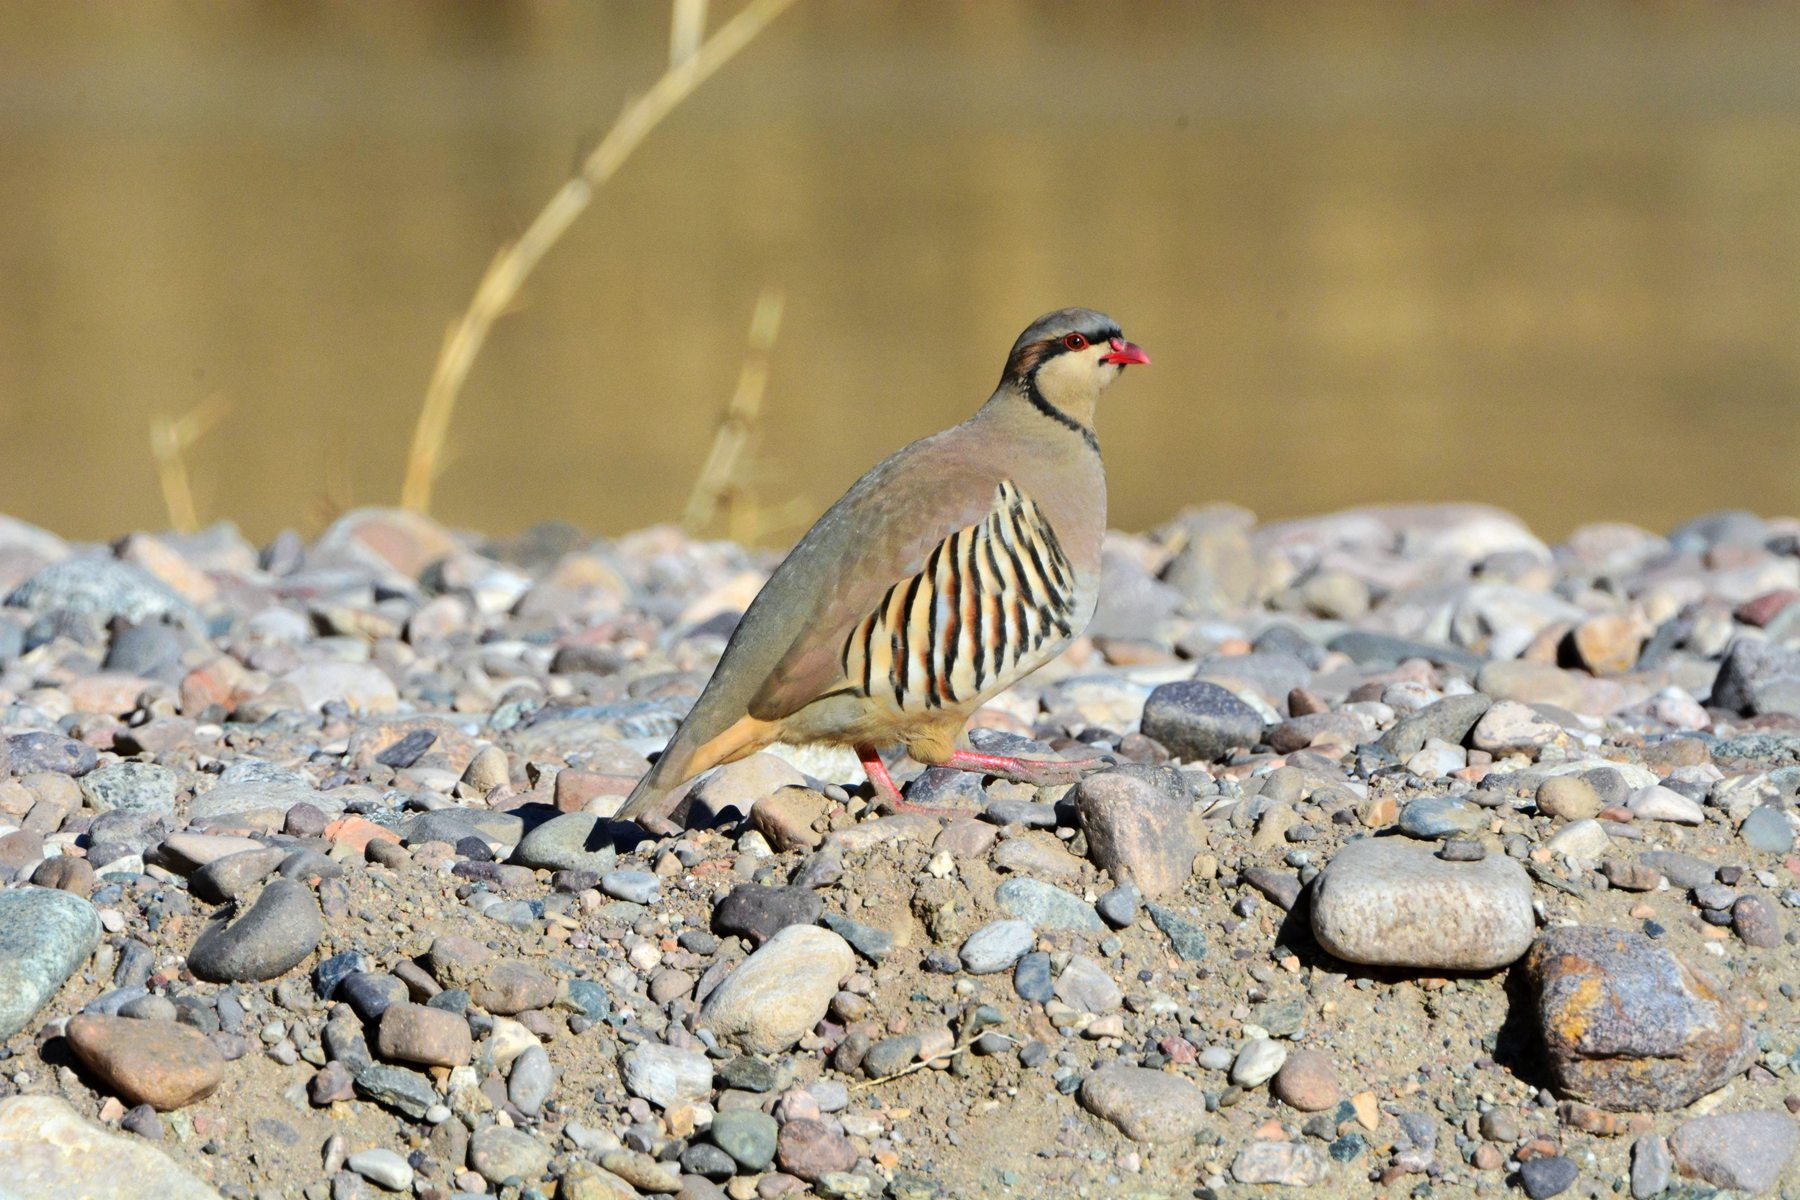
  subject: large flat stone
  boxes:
[1310,837,1534,970]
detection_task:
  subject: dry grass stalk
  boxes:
[149,395,231,534]
[401,0,801,515]
[683,286,785,537]
[670,0,708,67]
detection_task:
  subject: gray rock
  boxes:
[509,812,618,874]
[623,1042,713,1109]
[1328,629,1484,673]
[1668,1110,1797,1194]
[710,1108,778,1171]
[352,1064,437,1119]
[188,760,322,821]
[599,869,660,905]
[1378,694,1493,759]
[1636,851,1716,890]
[1518,1154,1578,1199]
[79,761,179,816]
[507,1044,553,1116]
[1013,951,1053,1002]
[862,1035,921,1078]
[187,879,323,982]
[403,807,524,849]
[1397,796,1486,840]
[1740,805,1795,854]
[1524,925,1755,1111]
[712,884,822,946]
[819,913,893,963]
[959,920,1036,974]
[0,887,100,1039]
[1053,955,1122,1014]
[1711,638,1800,716]
[1147,903,1209,961]
[1310,837,1534,970]
[1630,1135,1671,1200]
[7,557,202,629]
[1139,680,1264,762]
[1072,766,1197,898]
[5,732,97,777]
[190,848,287,905]
[1231,1037,1288,1087]
[699,926,853,1054]
[994,878,1102,931]
[1096,883,1141,929]
[0,1094,224,1200]
[469,1123,551,1187]
[1078,1064,1210,1143]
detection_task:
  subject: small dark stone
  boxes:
[711,884,822,946]
[1013,951,1053,1003]
[374,729,437,769]
[1139,681,1264,763]
[455,836,495,862]
[1518,1154,1578,1199]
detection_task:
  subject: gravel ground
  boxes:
[1,502,1799,1200]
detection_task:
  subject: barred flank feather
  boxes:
[841,480,1077,710]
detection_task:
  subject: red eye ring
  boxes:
[1063,333,1088,351]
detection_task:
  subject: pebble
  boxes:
[710,1108,779,1171]
[187,879,324,982]
[352,1064,437,1119]
[1013,951,1053,1002]
[470,1123,552,1186]
[346,1148,414,1191]
[1518,1154,1578,1199]
[1740,804,1795,853]
[1667,1110,1797,1193]
[775,1118,857,1181]
[374,1003,471,1067]
[509,811,618,874]
[1139,680,1264,762]
[1537,776,1602,821]
[0,886,100,1039]
[64,1014,224,1111]
[507,1043,554,1115]
[623,1042,714,1108]
[1229,1037,1287,1087]
[1629,1134,1672,1200]
[712,883,823,945]
[599,869,661,905]
[994,877,1103,931]
[1626,785,1705,825]
[700,926,853,1053]
[1272,1049,1340,1111]
[1397,795,1485,840]
[960,919,1037,973]
[1231,1141,1330,1187]
[1146,902,1209,961]
[78,761,178,816]
[1071,766,1197,898]
[1078,1064,1211,1143]
[1310,837,1535,970]
[1095,882,1142,927]
[1732,893,1783,947]
[6,731,99,777]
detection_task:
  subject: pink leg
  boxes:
[942,748,1107,787]
[857,745,958,817]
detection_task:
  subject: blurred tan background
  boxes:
[2,1,1797,546]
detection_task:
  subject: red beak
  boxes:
[1100,337,1150,366]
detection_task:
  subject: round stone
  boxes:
[1272,1050,1340,1111]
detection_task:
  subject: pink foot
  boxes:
[857,745,958,818]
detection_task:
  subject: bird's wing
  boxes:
[743,434,1015,720]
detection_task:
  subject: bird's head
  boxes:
[1001,308,1149,428]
